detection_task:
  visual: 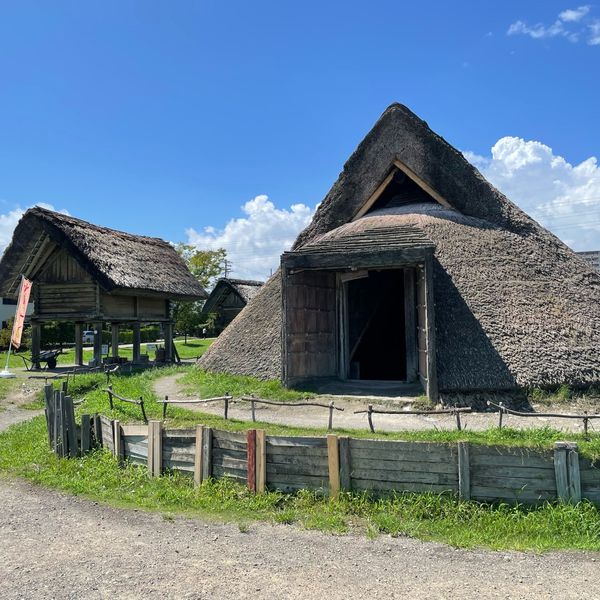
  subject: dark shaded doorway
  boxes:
[346,270,407,380]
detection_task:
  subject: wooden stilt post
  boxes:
[74,323,84,366]
[132,322,141,363]
[111,323,119,359]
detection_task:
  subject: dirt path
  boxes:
[0,478,598,600]
[0,379,44,433]
[153,375,597,433]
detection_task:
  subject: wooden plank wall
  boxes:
[266,435,329,493]
[348,439,458,495]
[97,421,600,505]
[469,446,556,503]
[212,430,248,484]
[284,270,337,382]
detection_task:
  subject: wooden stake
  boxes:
[328,401,334,431]
[162,395,168,420]
[194,425,204,486]
[224,396,229,420]
[247,430,256,492]
[455,410,462,431]
[327,434,340,500]
[498,402,504,429]
[251,400,256,422]
[367,404,374,433]
[255,430,266,494]
[153,420,162,477]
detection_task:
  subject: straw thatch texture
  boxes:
[0,207,206,299]
[199,104,600,392]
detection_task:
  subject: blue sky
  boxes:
[1,1,599,279]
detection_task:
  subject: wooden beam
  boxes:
[351,169,396,221]
[93,322,103,367]
[111,323,119,358]
[393,159,453,209]
[404,268,418,383]
[74,323,84,366]
[201,427,213,481]
[424,256,438,403]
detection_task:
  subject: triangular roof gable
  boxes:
[293,103,536,250]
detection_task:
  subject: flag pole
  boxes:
[1,339,15,378]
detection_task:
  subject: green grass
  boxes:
[47,368,600,460]
[0,337,213,370]
[2,414,600,551]
[179,368,314,401]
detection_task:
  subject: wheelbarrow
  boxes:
[18,348,63,371]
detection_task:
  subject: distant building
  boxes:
[0,297,34,329]
[201,278,264,334]
[577,251,600,272]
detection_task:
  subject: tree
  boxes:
[173,301,203,344]
[173,245,227,344]
[175,244,227,291]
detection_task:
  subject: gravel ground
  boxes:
[0,478,599,600]
[154,375,599,434]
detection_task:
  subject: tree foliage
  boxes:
[175,244,227,291]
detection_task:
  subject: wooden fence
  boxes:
[85,415,600,504]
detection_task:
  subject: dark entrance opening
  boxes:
[346,270,407,381]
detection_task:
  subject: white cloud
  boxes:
[508,6,598,44]
[465,138,600,250]
[0,203,68,257]
[589,20,600,44]
[186,195,314,281]
[559,5,590,22]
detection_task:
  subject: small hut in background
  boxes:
[200,278,263,334]
[0,207,207,367]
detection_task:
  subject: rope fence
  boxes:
[354,404,472,432]
[158,394,344,430]
[487,400,600,437]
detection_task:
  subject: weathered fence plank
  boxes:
[339,436,351,492]
[327,435,340,499]
[202,427,213,480]
[194,424,204,486]
[256,429,266,493]
[247,430,256,492]
[458,442,470,500]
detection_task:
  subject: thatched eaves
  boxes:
[0,207,207,300]
[201,278,264,315]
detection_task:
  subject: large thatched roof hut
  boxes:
[201,278,264,334]
[199,104,600,401]
[0,207,206,367]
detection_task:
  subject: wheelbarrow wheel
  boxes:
[47,357,57,369]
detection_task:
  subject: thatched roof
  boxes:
[0,207,207,300]
[201,278,264,315]
[199,104,600,392]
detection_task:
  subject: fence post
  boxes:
[367,404,374,433]
[338,436,351,492]
[327,434,340,500]
[162,395,168,420]
[247,429,256,492]
[107,385,114,410]
[457,442,470,500]
[147,420,162,477]
[194,425,204,486]
[44,384,54,448]
[65,396,77,458]
[202,427,213,481]
[554,442,570,502]
[224,396,229,420]
[255,430,266,494]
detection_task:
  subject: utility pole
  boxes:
[222,259,233,279]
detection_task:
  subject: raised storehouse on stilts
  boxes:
[0,207,207,367]
[199,104,600,402]
[200,278,263,334]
